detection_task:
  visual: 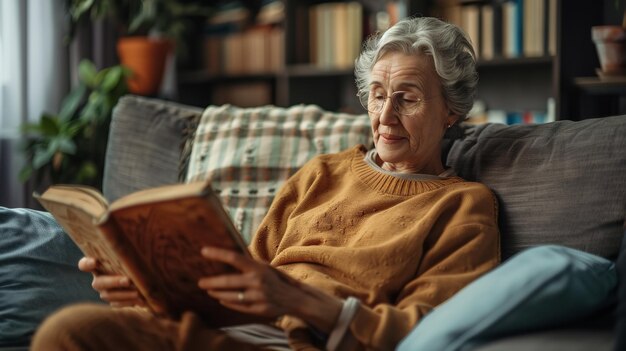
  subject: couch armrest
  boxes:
[102,95,202,201]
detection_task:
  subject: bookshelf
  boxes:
[176,0,608,122]
[176,0,427,113]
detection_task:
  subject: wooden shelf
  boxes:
[477,56,554,68]
[574,76,626,95]
[178,71,277,84]
[286,64,354,77]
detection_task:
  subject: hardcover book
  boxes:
[35,180,263,326]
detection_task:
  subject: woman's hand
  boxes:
[78,257,145,308]
[197,247,343,333]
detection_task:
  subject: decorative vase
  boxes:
[117,37,172,96]
[592,25,626,77]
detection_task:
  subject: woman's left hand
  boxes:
[197,246,343,333]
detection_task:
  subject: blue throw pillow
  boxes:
[397,245,617,351]
[0,207,101,347]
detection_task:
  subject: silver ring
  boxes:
[237,291,245,303]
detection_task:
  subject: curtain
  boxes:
[0,1,174,208]
[0,0,68,208]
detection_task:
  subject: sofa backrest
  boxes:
[104,96,625,260]
[446,117,626,259]
[103,95,202,201]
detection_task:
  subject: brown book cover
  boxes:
[34,180,267,326]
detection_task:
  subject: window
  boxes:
[0,3,4,129]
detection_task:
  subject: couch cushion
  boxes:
[0,207,101,347]
[186,104,372,242]
[470,328,615,351]
[397,245,617,351]
[446,116,626,259]
[103,95,202,202]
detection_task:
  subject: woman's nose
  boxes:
[379,98,399,125]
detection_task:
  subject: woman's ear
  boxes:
[446,113,459,129]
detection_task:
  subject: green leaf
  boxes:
[70,0,95,21]
[66,122,84,138]
[94,67,111,87]
[78,90,105,123]
[59,84,87,121]
[18,165,34,182]
[33,147,55,169]
[56,136,77,154]
[78,59,97,87]
[21,122,43,134]
[78,104,97,124]
[121,65,133,77]
[77,161,98,183]
[101,66,124,92]
[39,115,61,136]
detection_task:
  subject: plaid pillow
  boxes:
[186,104,373,243]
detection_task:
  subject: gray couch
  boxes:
[1,95,624,350]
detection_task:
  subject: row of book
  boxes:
[468,109,553,125]
[203,27,284,76]
[308,2,364,68]
[442,0,557,60]
[201,0,285,75]
[467,98,556,125]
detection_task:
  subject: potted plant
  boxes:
[67,0,211,95]
[592,0,626,78]
[20,59,131,190]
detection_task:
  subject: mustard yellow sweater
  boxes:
[250,145,500,350]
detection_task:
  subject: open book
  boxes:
[35,180,264,326]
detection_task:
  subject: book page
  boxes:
[37,185,109,218]
[108,181,209,213]
[35,192,129,277]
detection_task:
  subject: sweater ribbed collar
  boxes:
[351,146,464,196]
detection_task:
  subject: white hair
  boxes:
[354,17,478,121]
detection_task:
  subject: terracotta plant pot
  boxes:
[117,37,171,96]
[592,26,626,76]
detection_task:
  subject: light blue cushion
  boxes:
[0,207,101,347]
[397,245,617,351]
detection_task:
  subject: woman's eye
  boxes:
[402,94,419,102]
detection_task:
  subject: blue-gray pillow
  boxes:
[397,245,617,351]
[0,207,101,347]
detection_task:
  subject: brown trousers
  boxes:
[30,303,266,351]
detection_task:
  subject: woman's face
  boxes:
[367,52,458,175]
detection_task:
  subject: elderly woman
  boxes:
[32,16,499,351]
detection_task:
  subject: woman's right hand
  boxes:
[78,257,145,308]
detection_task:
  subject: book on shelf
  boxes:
[502,0,522,58]
[523,0,545,57]
[483,108,549,125]
[460,3,481,57]
[308,2,363,69]
[481,4,494,59]
[545,0,558,56]
[203,26,284,75]
[35,180,268,326]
